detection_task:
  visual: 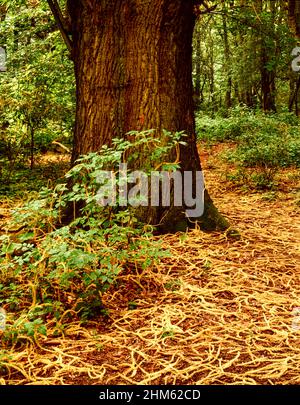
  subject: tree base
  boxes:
[153,190,229,234]
[197,190,230,231]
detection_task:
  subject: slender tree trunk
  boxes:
[221,0,232,110]
[295,78,300,116]
[68,0,229,232]
[207,27,217,114]
[288,0,300,115]
[288,0,300,38]
[261,54,277,112]
[193,23,202,108]
[289,73,300,116]
[30,125,34,170]
[259,0,277,112]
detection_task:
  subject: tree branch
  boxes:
[47,0,73,54]
[194,1,218,17]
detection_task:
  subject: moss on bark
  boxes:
[137,189,229,234]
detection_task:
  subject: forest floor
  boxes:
[0,143,300,385]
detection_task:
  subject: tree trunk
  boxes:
[261,54,277,112]
[193,22,203,108]
[289,72,300,116]
[221,0,232,110]
[259,0,277,112]
[288,0,300,115]
[288,0,300,38]
[68,0,229,232]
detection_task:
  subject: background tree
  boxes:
[0,0,75,172]
[221,0,233,109]
[192,0,297,114]
[288,0,300,115]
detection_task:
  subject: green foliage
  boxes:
[196,106,259,142]
[0,0,75,167]
[0,131,184,343]
[197,108,300,189]
[0,160,68,196]
[164,279,182,291]
[197,108,300,168]
[193,1,297,113]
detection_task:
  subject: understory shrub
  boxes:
[196,107,300,189]
[0,130,184,343]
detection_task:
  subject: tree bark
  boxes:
[67,0,229,232]
[288,0,300,115]
[221,0,232,110]
[288,0,300,38]
[193,22,203,108]
[259,0,277,112]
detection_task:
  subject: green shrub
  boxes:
[226,127,300,169]
[197,108,300,190]
[0,130,183,343]
[197,108,300,168]
[196,106,260,142]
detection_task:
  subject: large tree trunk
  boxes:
[68,0,229,232]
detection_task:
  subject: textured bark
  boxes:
[261,51,277,112]
[288,0,300,115]
[289,72,300,116]
[259,0,277,112]
[221,0,232,109]
[288,0,300,38]
[67,0,229,232]
[193,23,203,107]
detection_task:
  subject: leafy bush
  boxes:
[197,107,300,153]
[197,108,300,189]
[196,107,300,189]
[196,106,260,142]
[226,130,300,169]
[0,131,183,343]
